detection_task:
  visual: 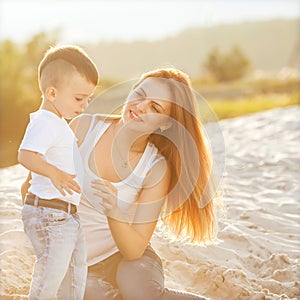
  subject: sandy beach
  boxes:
[1,106,299,299]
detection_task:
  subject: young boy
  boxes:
[18,45,99,299]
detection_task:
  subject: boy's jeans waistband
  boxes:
[25,193,77,214]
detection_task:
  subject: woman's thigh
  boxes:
[116,247,209,300]
[84,273,121,300]
[116,247,165,300]
[84,252,123,300]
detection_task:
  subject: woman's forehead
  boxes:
[136,78,171,101]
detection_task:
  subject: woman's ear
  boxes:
[45,87,56,102]
[160,122,172,132]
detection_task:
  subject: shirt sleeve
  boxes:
[19,115,58,155]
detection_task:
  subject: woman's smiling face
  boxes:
[122,78,173,133]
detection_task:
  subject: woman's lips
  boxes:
[129,110,143,122]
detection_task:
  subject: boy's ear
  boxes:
[45,87,56,102]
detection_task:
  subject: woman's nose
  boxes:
[135,100,148,113]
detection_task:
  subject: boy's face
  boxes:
[47,71,96,119]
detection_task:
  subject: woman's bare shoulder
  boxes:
[93,113,120,124]
[70,113,119,128]
[70,113,91,129]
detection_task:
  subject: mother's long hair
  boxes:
[133,68,218,244]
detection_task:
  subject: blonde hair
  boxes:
[134,68,218,244]
[38,45,99,93]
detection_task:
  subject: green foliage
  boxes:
[0,31,298,167]
[193,77,300,121]
[203,46,250,82]
[193,77,300,100]
[207,92,299,120]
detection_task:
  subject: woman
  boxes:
[70,68,218,300]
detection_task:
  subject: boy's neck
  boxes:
[40,99,62,118]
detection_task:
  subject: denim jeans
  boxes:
[22,204,87,300]
[84,246,211,300]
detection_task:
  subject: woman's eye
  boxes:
[151,105,160,112]
[75,97,83,101]
[134,91,144,99]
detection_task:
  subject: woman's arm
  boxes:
[93,160,170,260]
[69,114,92,146]
[70,113,113,146]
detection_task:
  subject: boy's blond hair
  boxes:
[38,45,99,93]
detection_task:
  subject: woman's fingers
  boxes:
[92,179,117,195]
[101,202,113,211]
[91,180,118,215]
[92,184,111,196]
[93,191,114,204]
[93,191,115,213]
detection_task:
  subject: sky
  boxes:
[0,0,299,43]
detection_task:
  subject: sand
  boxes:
[1,106,299,300]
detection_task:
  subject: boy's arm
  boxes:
[21,172,31,204]
[18,149,81,196]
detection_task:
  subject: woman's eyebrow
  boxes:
[139,87,147,96]
[139,87,166,111]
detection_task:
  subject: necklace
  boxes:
[112,123,141,169]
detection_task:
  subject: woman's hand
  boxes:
[91,179,120,217]
[90,160,170,260]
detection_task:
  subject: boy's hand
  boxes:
[18,150,81,196]
[49,168,81,196]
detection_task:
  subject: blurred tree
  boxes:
[0,40,24,167]
[0,33,57,167]
[203,46,250,82]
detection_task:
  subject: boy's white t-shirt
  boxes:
[19,109,83,205]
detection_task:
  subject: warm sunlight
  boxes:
[0,1,299,299]
[0,0,299,43]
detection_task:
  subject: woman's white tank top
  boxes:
[78,115,164,265]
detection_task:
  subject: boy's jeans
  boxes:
[22,204,87,300]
